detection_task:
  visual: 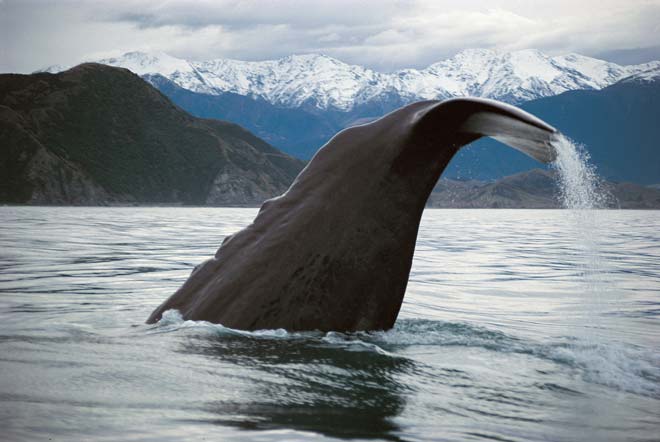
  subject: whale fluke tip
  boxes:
[427,97,558,164]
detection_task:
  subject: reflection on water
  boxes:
[0,207,659,441]
[151,310,410,439]
[184,334,410,440]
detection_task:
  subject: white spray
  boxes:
[551,134,610,211]
[548,135,639,395]
[551,134,612,322]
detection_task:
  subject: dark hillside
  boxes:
[0,64,304,205]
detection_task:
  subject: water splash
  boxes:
[550,135,610,287]
[551,134,610,210]
[550,134,620,366]
[550,135,612,299]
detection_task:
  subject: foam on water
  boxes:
[149,309,298,339]
[151,311,659,397]
[545,340,660,397]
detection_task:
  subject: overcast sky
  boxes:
[2,0,660,73]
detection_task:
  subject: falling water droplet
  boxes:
[551,134,610,210]
[550,134,615,345]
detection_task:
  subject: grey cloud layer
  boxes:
[2,0,660,73]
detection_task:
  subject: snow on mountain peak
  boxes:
[99,51,195,76]
[42,49,660,111]
[619,64,660,83]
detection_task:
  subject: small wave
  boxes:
[370,318,521,349]
[321,332,394,356]
[150,311,660,397]
[384,320,660,398]
[150,310,396,356]
[379,320,660,398]
[148,309,308,339]
[539,341,660,398]
[149,311,509,355]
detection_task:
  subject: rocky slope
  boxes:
[0,64,304,205]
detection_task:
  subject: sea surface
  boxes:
[0,207,658,442]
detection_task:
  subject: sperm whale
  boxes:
[147,97,557,331]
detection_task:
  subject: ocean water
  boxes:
[0,206,659,441]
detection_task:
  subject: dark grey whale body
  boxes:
[147,98,557,331]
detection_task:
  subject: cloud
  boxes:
[102,0,397,30]
[2,0,660,73]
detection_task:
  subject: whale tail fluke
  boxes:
[147,97,561,331]
[421,97,558,163]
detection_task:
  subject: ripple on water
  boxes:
[150,310,660,400]
[0,207,659,442]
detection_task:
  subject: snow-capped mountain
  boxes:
[619,66,660,84]
[45,49,659,111]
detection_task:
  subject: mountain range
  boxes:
[2,62,658,207]
[44,49,660,111]
[8,50,659,206]
[42,49,660,186]
[1,64,303,205]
